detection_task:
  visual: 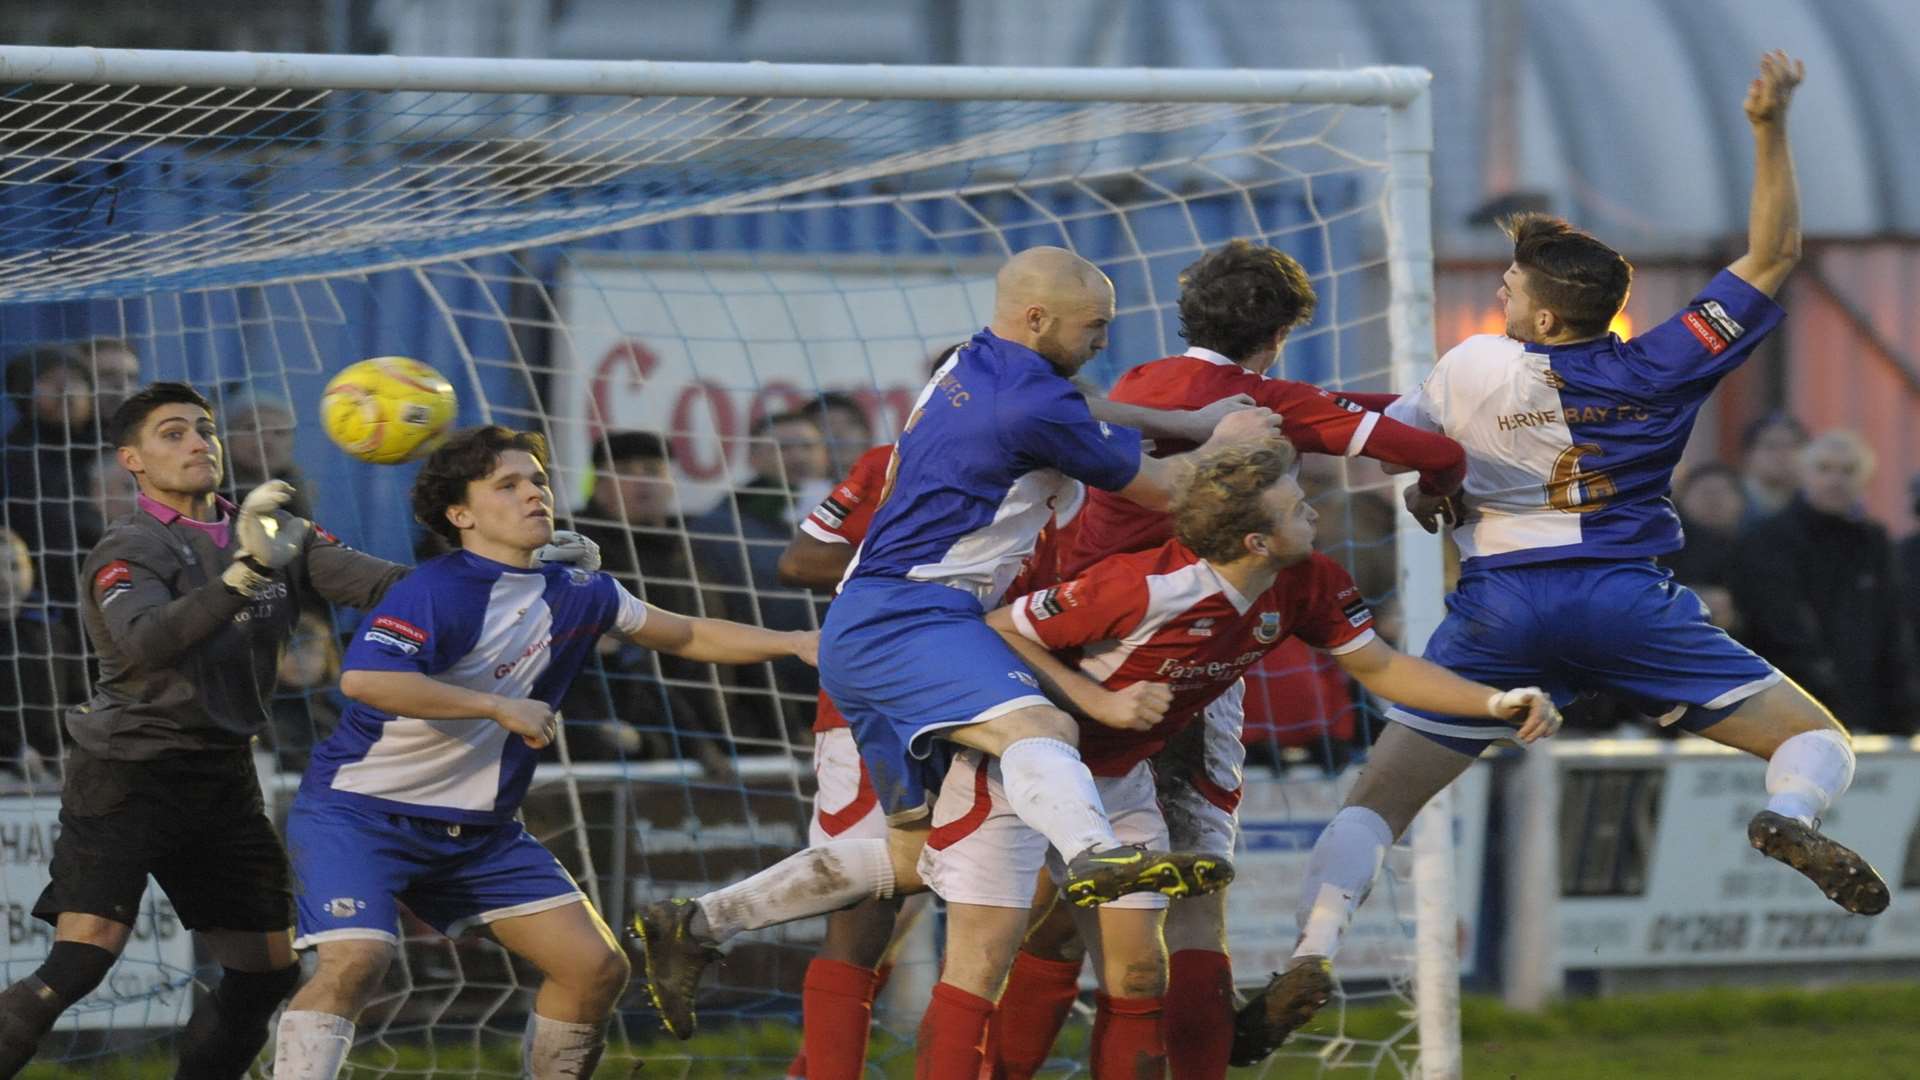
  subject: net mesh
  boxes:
[0,65,1452,1077]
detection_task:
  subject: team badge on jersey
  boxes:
[1254,611,1282,643]
[94,561,134,606]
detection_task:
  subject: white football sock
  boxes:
[998,737,1119,862]
[521,1012,606,1080]
[272,1010,354,1080]
[1293,806,1394,961]
[695,837,893,944]
[1764,728,1854,826]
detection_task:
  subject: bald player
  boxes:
[627,248,1279,1073]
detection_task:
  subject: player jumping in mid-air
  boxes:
[956,438,1557,1078]
[268,426,815,1080]
[1232,50,1891,1067]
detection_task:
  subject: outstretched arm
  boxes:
[1726,50,1804,298]
[1333,637,1562,743]
[1087,392,1259,444]
[1113,407,1283,510]
[623,605,818,666]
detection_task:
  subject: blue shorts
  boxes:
[820,578,1050,820]
[1392,560,1780,756]
[286,796,583,948]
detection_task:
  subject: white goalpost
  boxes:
[0,45,1460,1077]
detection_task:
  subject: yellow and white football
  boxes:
[319,357,458,464]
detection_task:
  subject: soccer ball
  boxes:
[320,357,458,464]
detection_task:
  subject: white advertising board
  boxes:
[1227,763,1489,981]
[0,798,196,1030]
[552,256,996,516]
[1558,741,1920,968]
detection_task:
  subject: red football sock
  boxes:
[917,982,995,1080]
[984,951,1081,1079]
[1164,950,1235,1080]
[792,957,882,1080]
[1091,992,1165,1080]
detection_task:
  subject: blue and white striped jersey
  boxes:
[301,550,647,824]
[847,328,1142,603]
[1386,271,1785,568]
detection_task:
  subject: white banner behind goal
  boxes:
[0,47,1451,1078]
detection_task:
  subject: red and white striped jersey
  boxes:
[1007,540,1375,775]
[807,443,1082,732]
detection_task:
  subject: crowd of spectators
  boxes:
[5,332,1917,788]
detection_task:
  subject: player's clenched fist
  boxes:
[490,696,558,748]
[1743,49,1803,128]
[1091,680,1173,732]
[1487,687,1562,744]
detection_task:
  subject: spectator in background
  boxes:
[1901,475,1920,674]
[2,347,102,607]
[565,431,725,771]
[0,527,88,784]
[84,449,142,525]
[1739,411,1807,525]
[800,390,878,478]
[77,338,143,432]
[690,411,831,746]
[221,390,314,521]
[1733,431,1916,735]
[1666,462,1749,635]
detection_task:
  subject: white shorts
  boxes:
[1153,679,1246,859]
[808,728,886,847]
[918,748,1170,910]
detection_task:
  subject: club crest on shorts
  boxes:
[1254,612,1282,643]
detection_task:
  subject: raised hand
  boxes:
[235,480,308,569]
[1091,680,1173,732]
[1743,49,1804,127]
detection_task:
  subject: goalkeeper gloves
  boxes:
[535,530,602,574]
[234,480,308,570]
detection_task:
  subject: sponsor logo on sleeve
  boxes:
[811,495,853,531]
[1342,599,1373,629]
[1254,611,1283,643]
[364,615,428,655]
[94,560,134,606]
[313,523,341,545]
[1332,395,1364,414]
[1030,587,1065,621]
[1681,311,1729,355]
[1700,300,1745,342]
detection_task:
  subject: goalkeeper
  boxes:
[0,383,590,1079]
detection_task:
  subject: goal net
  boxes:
[0,47,1465,1078]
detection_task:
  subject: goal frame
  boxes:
[0,44,1456,1076]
